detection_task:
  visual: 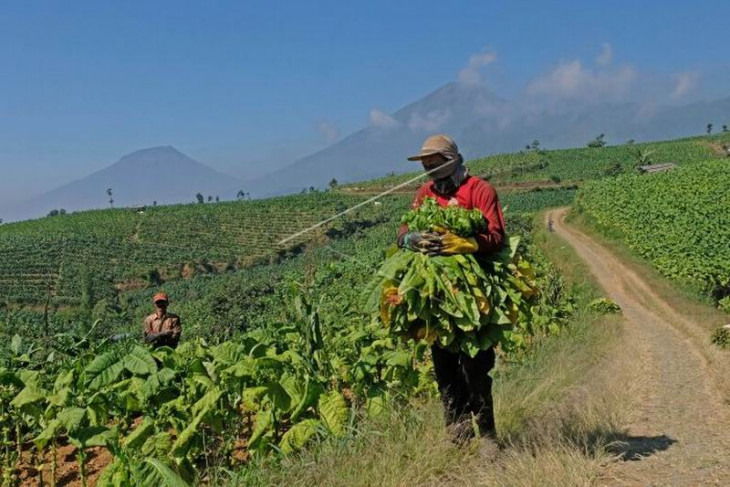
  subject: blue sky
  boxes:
[1,0,729,208]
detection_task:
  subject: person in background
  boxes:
[144,292,182,348]
[397,134,506,444]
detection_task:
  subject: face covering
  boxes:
[433,159,469,195]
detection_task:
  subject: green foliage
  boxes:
[401,197,486,237]
[364,200,539,357]
[588,298,621,314]
[575,159,730,304]
[711,326,730,349]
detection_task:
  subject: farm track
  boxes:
[550,207,730,486]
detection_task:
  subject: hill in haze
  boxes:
[247,82,730,196]
[9,146,241,221]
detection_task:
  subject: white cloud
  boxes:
[457,48,497,85]
[596,43,613,66]
[670,72,699,100]
[369,108,399,129]
[526,60,636,101]
[408,109,452,132]
[317,121,340,143]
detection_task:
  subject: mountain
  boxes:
[248,82,730,196]
[10,146,240,221]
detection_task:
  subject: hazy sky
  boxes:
[1,0,729,209]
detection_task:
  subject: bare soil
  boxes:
[549,208,730,486]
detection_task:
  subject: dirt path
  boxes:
[548,207,730,486]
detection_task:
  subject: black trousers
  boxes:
[431,345,496,437]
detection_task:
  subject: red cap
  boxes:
[153,292,169,304]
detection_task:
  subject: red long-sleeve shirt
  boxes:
[398,176,506,254]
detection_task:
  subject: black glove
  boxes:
[399,231,443,255]
[145,330,172,344]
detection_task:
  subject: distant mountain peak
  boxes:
[9,146,240,221]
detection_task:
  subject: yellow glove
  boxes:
[437,230,479,255]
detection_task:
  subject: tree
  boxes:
[587,134,606,148]
[707,123,713,135]
[626,139,636,145]
[153,200,157,206]
[196,193,204,204]
[328,178,338,189]
[106,188,114,208]
[723,125,728,133]
[215,196,220,202]
[207,195,213,202]
[48,209,59,217]
[59,209,67,215]
[530,139,541,151]
[634,148,656,167]
[236,190,245,201]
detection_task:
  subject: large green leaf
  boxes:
[171,411,206,457]
[124,346,158,376]
[10,386,45,408]
[138,459,190,487]
[85,352,125,390]
[191,387,222,417]
[34,419,61,449]
[318,391,348,437]
[279,419,320,454]
[69,425,114,449]
[124,417,156,449]
[248,408,274,452]
[57,406,87,433]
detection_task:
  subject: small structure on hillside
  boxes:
[637,163,676,174]
[131,205,147,213]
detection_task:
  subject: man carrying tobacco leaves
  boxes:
[397,134,506,444]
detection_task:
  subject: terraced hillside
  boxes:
[0,193,383,303]
[0,186,574,308]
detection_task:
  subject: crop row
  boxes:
[574,159,730,302]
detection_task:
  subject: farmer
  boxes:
[397,134,506,442]
[143,292,182,348]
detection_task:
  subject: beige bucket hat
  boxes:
[407,134,459,161]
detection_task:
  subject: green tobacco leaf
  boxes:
[318,390,348,437]
[191,386,222,417]
[85,352,125,390]
[124,417,155,449]
[57,406,87,433]
[171,412,205,457]
[279,419,320,454]
[261,382,291,412]
[10,334,22,355]
[69,425,113,449]
[34,419,61,449]
[290,380,324,422]
[10,386,45,408]
[124,346,158,376]
[248,408,274,452]
[139,458,191,487]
